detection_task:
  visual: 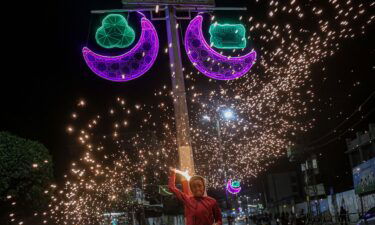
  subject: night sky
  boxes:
[1,0,374,193]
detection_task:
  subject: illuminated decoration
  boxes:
[83,16,159,82]
[231,180,240,188]
[7,0,375,222]
[185,15,256,80]
[159,185,173,196]
[111,218,118,225]
[96,14,135,49]
[226,179,241,194]
[209,23,246,49]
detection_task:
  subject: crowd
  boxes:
[243,207,349,225]
[247,211,303,225]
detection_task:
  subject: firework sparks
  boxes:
[5,0,374,224]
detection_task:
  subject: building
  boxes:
[345,124,375,215]
[265,171,302,214]
[345,124,375,168]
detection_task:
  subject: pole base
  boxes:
[178,145,195,175]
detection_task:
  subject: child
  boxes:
[168,168,222,225]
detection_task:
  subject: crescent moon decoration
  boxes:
[185,15,257,80]
[226,179,241,194]
[82,17,159,82]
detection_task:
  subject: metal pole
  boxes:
[216,118,225,171]
[215,118,226,183]
[311,157,321,223]
[165,6,195,175]
[360,195,365,224]
[131,208,136,225]
[246,197,249,218]
[216,117,231,224]
[261,178,268,210]
[305,160,312,220]
[271,174,279,214]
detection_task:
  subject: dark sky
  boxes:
[1,0,374,192]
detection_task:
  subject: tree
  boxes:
[0,132,53,210]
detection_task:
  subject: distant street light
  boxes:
[202,108,236,177]
[223,109,235,120]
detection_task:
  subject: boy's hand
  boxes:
[170,168,187,181]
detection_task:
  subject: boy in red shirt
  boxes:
[168,168,223,225]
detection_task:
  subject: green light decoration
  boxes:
[158,185,173,196]
[209,23,247,49]
[95,14,135,49]
[232,180,241,188]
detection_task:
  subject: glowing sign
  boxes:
[209,23,246,49]
[231,180,240,188]
[96,14,135,49]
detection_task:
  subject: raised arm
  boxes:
[168,168,189,204]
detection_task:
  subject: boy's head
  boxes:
[189,175,205,197]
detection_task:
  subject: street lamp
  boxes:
[202,108,236,180]
[223,109,234,120]
[202,107,236,223]
[202,107,235,175]
[203,107,236,121]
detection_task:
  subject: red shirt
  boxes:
[168,172,223,225]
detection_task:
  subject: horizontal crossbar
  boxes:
[91,6,247,14]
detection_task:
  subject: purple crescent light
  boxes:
[185,15,257,80]
[226,179,241,194]
[82,17,159,82]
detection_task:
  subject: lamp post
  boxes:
[203,107,235,224]
[246,196,249,217]
[202,107,235,181]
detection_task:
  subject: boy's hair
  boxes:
[189,175,206,190]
